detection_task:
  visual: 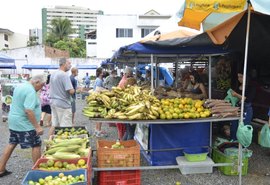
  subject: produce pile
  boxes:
[159,98,211,119]
[204,99,239,118]
[27,173,85,185]
[83,85,213,120]
[54,127,89,139]
[36,159,87,171]
[23,127,91,185]
[97,140,140,168]
[43,137,90,160]
[83,85,160,120]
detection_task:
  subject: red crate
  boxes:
[98,170,141,185]
[97,140,140,168]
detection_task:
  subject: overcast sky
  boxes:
[0,0,184,35]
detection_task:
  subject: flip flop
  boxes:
[0,170,12,178]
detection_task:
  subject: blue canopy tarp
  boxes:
[112,41,227,61]
[76,65,97,69]
[0,54,15,63]
[0,64,16,69]
[22,65,59,69]
[101,59,115,66]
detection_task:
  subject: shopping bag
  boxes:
[236,121,253,148]
[224,88,239,107]
[259,124,270,148]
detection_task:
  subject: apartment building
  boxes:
[0,28,28,50]
[86,10,171,58]
[42,5,103,42]
[29,28,42,45]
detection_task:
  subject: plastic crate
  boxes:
[32,157,92,185]
[97,140,140,168]
[54,126,89,136]
[176,156,214,175]
[212,148,249,176]
[98,170,141,185]
[183,147,209,162]
[21,169,87,185]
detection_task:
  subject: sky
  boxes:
[0,0,184,35]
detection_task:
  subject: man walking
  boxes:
[0,75,45,177]
[48,58,75,136]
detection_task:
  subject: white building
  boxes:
[86,10,171,59]
[0,28,28,50]
[29,28,42,45]
[42,5,103,41]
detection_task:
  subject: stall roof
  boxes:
[0,54,15,63]
[76,65,97,69]
[22,65,59,69]
[0,64,16,69]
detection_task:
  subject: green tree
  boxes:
[45,18,86,58]
[53,38,86,58]
[45,18,74,45]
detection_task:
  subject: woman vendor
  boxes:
[183,70,208,99]
[230,71,256,141]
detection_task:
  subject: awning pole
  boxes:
[151,54,154,94]
[239,3,251,185]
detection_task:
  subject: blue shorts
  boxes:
[9,129,42,149]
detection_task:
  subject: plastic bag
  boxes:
[224,88,239,107]
[236,121,253,148]
[259,124,270,148]
[224,147,253,158]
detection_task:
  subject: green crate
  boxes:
[212,148,248,176]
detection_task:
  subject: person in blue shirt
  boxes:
[70,67,78,125]
[84,72,90,88]
[93,67,107,137]
[0,75,45,178]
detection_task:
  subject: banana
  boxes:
[147,114,157,120]
[128,113,143,120]
[145,100,151,109]
[125,103,145,116]
[118,115,128,119]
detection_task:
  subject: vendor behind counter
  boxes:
[182,70,208,99]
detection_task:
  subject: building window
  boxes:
[4,34,8,41]
[116,28,133,38]
[4,44,9,48]
[141,28,155,37]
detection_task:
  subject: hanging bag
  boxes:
[236,121,253,148]
[259,124,270,148]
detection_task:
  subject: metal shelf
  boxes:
[89,116,239,124]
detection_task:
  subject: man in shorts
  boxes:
[0,74,45,178]
[70,67,78,125]
[48,58,75,136]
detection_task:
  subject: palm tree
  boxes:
[48,18,74,41]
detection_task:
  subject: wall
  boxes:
[96,14,140,59]
[9,33,28,49]
[0,46,102,82]
[45,46,70,58]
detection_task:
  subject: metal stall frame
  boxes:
[91,52,245,185]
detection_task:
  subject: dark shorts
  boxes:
[71,101,76,113]
[42,105,51,114]
[9,129,42,149]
